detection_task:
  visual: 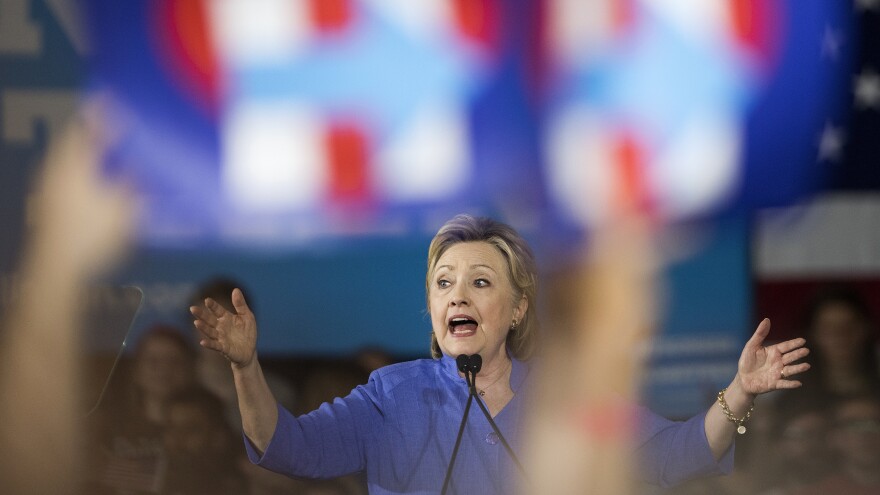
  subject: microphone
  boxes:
[441,355,477,495]
[468,354,528,480]
[457,354,482,393]
[469,354,482,375]
[456,354,472,374]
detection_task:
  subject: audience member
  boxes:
[754,399,832,494]
[0,103,135,494]
[799,288,880,402]
[792,395,880,495]
[162,387,247,495]
[88,324,197,494]
[736,287,880,495]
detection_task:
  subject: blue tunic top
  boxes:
[246,355,732,494]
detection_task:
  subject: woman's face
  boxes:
[429,241,527,364]
[812,302,870,365]
[134,336,194,400]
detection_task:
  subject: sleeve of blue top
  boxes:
[244,377,383,479]
[634,407,735,488]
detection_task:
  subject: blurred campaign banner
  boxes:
[83,0,853,247]
[540,0,853,229]
[86,0,505,246]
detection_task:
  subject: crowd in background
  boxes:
[83,279,394,495]
[81,280,880,495]
[666,287,880,495]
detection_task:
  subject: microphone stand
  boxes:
[469,355,529,481]
[440,356,476,495]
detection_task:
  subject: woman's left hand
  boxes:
[737,318,810,395]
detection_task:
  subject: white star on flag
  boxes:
[854,68,880,109]
[855,0,880,12]
[817,122,846,163]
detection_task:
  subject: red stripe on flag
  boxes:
[326,123,370,203]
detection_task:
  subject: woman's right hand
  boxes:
[190,288,258,368]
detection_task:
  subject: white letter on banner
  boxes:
[0,0,42,55]
[2,89,78,146]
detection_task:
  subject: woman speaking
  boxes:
[190,215,809,494]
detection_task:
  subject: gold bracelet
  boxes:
[717,387,754,435]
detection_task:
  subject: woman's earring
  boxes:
[510,319,519,331]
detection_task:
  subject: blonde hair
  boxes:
[426,215,538,360]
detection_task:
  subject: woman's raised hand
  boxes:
[190,288,258,368]
[737,318,811,395]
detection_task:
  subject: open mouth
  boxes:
[448,316,479,336]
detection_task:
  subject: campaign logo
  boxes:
[542,0,782,226]
[153,0,500,220]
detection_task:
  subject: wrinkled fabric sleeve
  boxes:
[244,381,382,480]
[635,407,734,488]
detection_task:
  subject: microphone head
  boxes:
[470,354,483,375]
[456,354,470,373]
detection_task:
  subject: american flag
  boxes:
[831,0,880,188]
[752,1,880,343]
